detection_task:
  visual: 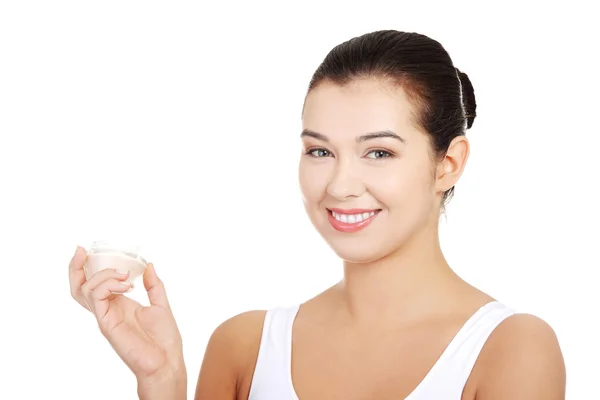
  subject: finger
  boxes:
[69,246,90,310]
[81,268,130,300]
[143,263,170,309]
[88,279,132,320]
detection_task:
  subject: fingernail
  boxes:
[116,269,129,275]
[121,281,133,293]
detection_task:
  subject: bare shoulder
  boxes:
[472,313,566,399]
[210,309,267,349]
[194,310,267,400]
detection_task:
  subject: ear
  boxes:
[435,135,470,193]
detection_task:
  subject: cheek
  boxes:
[298,159,331,205]
[366,162,433,208]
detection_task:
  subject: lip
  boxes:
[327,208,381,233]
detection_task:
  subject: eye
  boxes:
[365,150,393,159]
[306,148,332,158]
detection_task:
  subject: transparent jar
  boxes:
[84,241,147,285]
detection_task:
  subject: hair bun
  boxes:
[456,68,477,129]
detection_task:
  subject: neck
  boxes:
[336,221,462,326]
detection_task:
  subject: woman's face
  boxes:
[299,78,449,263]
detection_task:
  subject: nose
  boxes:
[326,160,366,201]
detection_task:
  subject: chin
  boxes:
[323,236,396,264]
[306,210,401,264]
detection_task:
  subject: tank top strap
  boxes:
[248,304,300,400]
[407,301,516,399]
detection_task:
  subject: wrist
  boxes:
[137,364,187,400]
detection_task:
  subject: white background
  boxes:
[0,1,598,399]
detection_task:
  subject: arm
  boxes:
[137,366,188,400]
[193,310,266,400]
[474,313,566,399]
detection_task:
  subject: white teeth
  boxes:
[331,210,377,224]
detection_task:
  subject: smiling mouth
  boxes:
[326,208,381,233]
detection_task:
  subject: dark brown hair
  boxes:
[306,30,477,207]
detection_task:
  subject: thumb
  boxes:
[143,263,170,309]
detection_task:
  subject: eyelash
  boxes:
[305,148,394,159]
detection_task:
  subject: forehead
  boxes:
[302,78,420,139]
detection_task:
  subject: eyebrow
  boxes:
[300,129,405,144]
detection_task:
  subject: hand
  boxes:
[69,246,186,382]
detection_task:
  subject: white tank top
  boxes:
[248,301,515,400]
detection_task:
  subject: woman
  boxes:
[68,30,566,399]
